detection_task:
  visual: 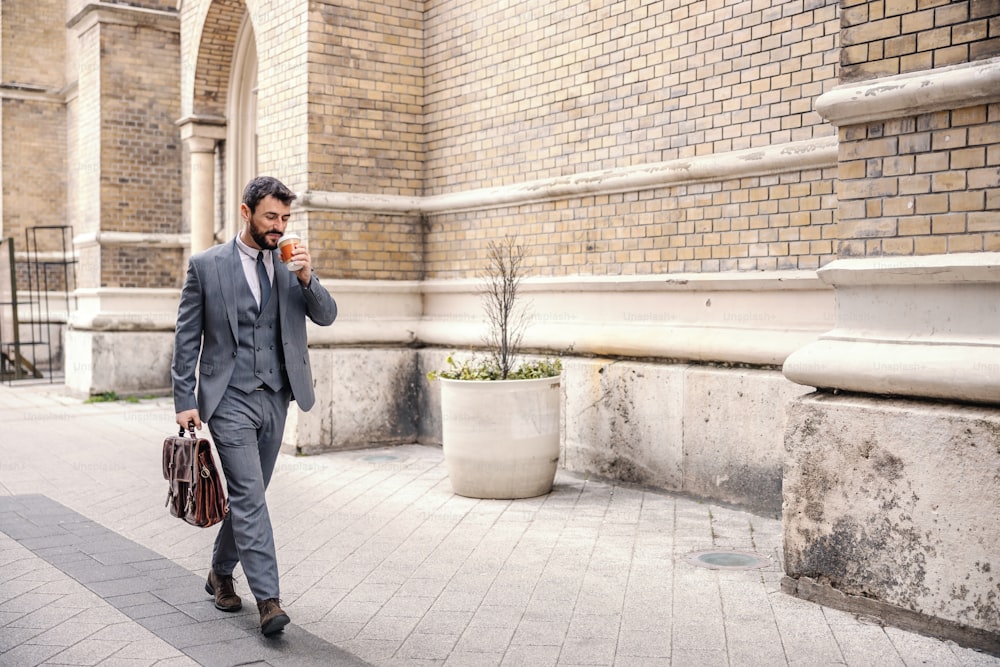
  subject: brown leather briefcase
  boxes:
[162,424,228,528]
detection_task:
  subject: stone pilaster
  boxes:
[64,3,182,396]
[780,10,1000,649]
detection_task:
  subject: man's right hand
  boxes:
[176,409,202,431]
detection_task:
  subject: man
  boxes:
[171,176,337,635]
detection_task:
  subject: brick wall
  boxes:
[424,166,838,277]
[254,0,310,189]
[1,0,65,90]
[1,99,67,251]
[304,0,424,196]
[65,0,182,293]
[309,211,424,280]
[416,0,841,278]
[99,23,182,237]
[1,0,66,252]
[841,0,1000,83]
[100,246,186,289]
[16,0,997,291]
[74,23,101,260]
[91,19,182,288]
[292,0,424,279]
[837,102,1000,256]
[423,0,839,195]
[833,1,1000,258]
[184,0,243,120]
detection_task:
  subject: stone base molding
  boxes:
[314,272,834,367]
[61,271,834,395]
[283,348,811,515]
[64,330,174,397]
[783,252,1000,404]
[69,288,182,332]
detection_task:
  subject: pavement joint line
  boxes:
[0,494,371,666]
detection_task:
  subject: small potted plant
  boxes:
[428,236,562,499]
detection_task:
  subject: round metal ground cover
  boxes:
[684,549,770,570]
[359,454,402,462]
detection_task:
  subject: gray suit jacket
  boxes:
[171,239,337,422]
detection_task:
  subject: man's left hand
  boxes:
[288,243,313,285]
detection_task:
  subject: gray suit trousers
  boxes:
[208,384,291,602]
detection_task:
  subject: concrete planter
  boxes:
[439,375,561,499]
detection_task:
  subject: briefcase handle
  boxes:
[179,421,197,439]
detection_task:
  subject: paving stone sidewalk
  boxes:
[0,381,997,666]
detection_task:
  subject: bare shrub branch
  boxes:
[480,235,529,380]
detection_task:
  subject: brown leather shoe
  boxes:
[204,570,242,612]
[257,598,290,635]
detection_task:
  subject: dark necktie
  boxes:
[256,251,271,308]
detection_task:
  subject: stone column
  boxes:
[178,117,226,253]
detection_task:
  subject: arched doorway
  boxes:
[181,0,254,253]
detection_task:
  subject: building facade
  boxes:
[2,0,998,651]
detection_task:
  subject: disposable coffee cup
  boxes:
[278,233,302,271]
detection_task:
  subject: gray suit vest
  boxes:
[227,274,287,393]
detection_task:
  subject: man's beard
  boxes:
[249,226,279,250]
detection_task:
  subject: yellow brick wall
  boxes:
[837,103,1000,256]
[423,0,839,194]
[100,246,186,289]
[1,99,67,251]
[424,166,838,278]
[309,211,424,280]
[0,0,67,253]
[305,0,424,196]
[255,0,310,189]
[16,0,999,290]
[1,0,65,90]
[54,5,184,290]
[179,0,242,119]
[93,21,183,288]
[295,0,424,279]
[841,0,1000,83]
[73,24,102,269]
[99,23,182,236]
[415,0,841,278]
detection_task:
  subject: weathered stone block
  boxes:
[562,359,686,491]
[683,367,811,515]
[561,359,809,514]
[284,348,421,455]
[64,330,173,397]
[783,392,1000,651]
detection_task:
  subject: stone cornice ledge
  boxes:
[783,253,1000,404]
[74,232,189,249]
[816,57,1000,127]
[0,85,63,103]
[67,2,178,32]
[69,288,181,331]
[298,137,837,215]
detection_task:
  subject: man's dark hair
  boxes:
[242,176,297,214]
